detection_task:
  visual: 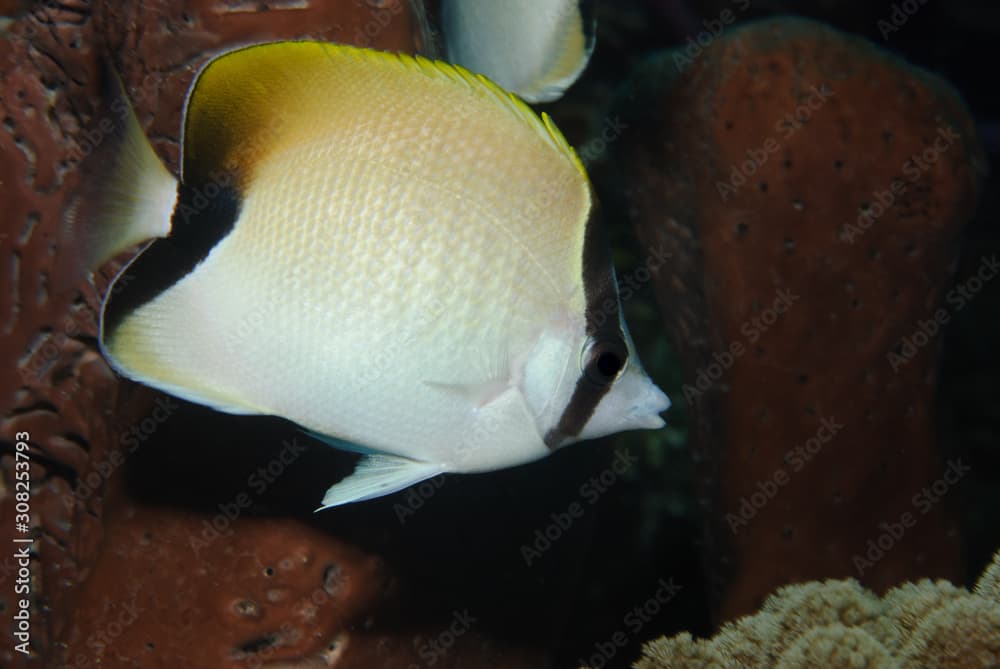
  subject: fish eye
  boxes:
[583,338,628,386]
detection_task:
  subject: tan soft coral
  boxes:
[631,549,1000,668]
[977,551,1000,602]
[775,626,894,669]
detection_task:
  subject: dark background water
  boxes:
[125,2,999,667]
[535,1,1000,666]
[7,1,994,667]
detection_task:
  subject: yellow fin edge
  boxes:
[329,43,590,182]
[183,40,590,186]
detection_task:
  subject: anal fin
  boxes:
[316,454,444,510]
[303,429,382,456]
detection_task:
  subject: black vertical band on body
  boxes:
[102,179,242,339]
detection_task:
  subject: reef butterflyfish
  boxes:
[67,41,669,509]
[440,0,596,103]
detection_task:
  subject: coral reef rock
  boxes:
[0,2,436,667]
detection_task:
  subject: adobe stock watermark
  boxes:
[17,273,130,385]
[68,75,160,164]
[222,302,271,355]
[19,306,97,385]
[172,109,292,228]
[63,397,179,510]
[877,0,931,40]
[682,288,799,403]
[6,1,72,44]
[353,0,407,47]
[671,0,751,71]
[394,385,551,524]
[934,639,995,667]
[519,449,638,566]
[354,294,448,389]
[590,242,673,329]
[188,437,307,556]
[726,416,843,534]
[716,83,834,202]
[393,374,523,524]
[887,254,999,372]
[840,125,961,244]
[64,597,143,668]
[10,536,32,656]
[234,566,349,668]
[578,577,683,669]
[408,609,477,669]
[577,117,628,167]
[852,458,970,576]
[393,474,447,524]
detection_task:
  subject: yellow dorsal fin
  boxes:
[180,41,588,187]
[398,52,588,179]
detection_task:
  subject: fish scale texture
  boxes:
[0,1,561,667]
[108,44,592,468]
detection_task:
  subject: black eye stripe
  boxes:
[544,188,626,449]
[544,374,612,449]
[545,336,629,449]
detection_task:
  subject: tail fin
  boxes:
[55,63,177,293]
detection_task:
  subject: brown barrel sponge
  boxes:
[610,16,985,622]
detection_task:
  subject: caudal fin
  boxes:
[55,63,177,293]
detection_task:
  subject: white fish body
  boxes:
[76,42,668,509]
[441,0,596,103]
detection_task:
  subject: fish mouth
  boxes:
[627,411,667,430]
[627,384,671,429]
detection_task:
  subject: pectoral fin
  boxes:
[316,454,444,510]
[423,378,510,408]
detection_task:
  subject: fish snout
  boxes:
[626,382,671,429]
